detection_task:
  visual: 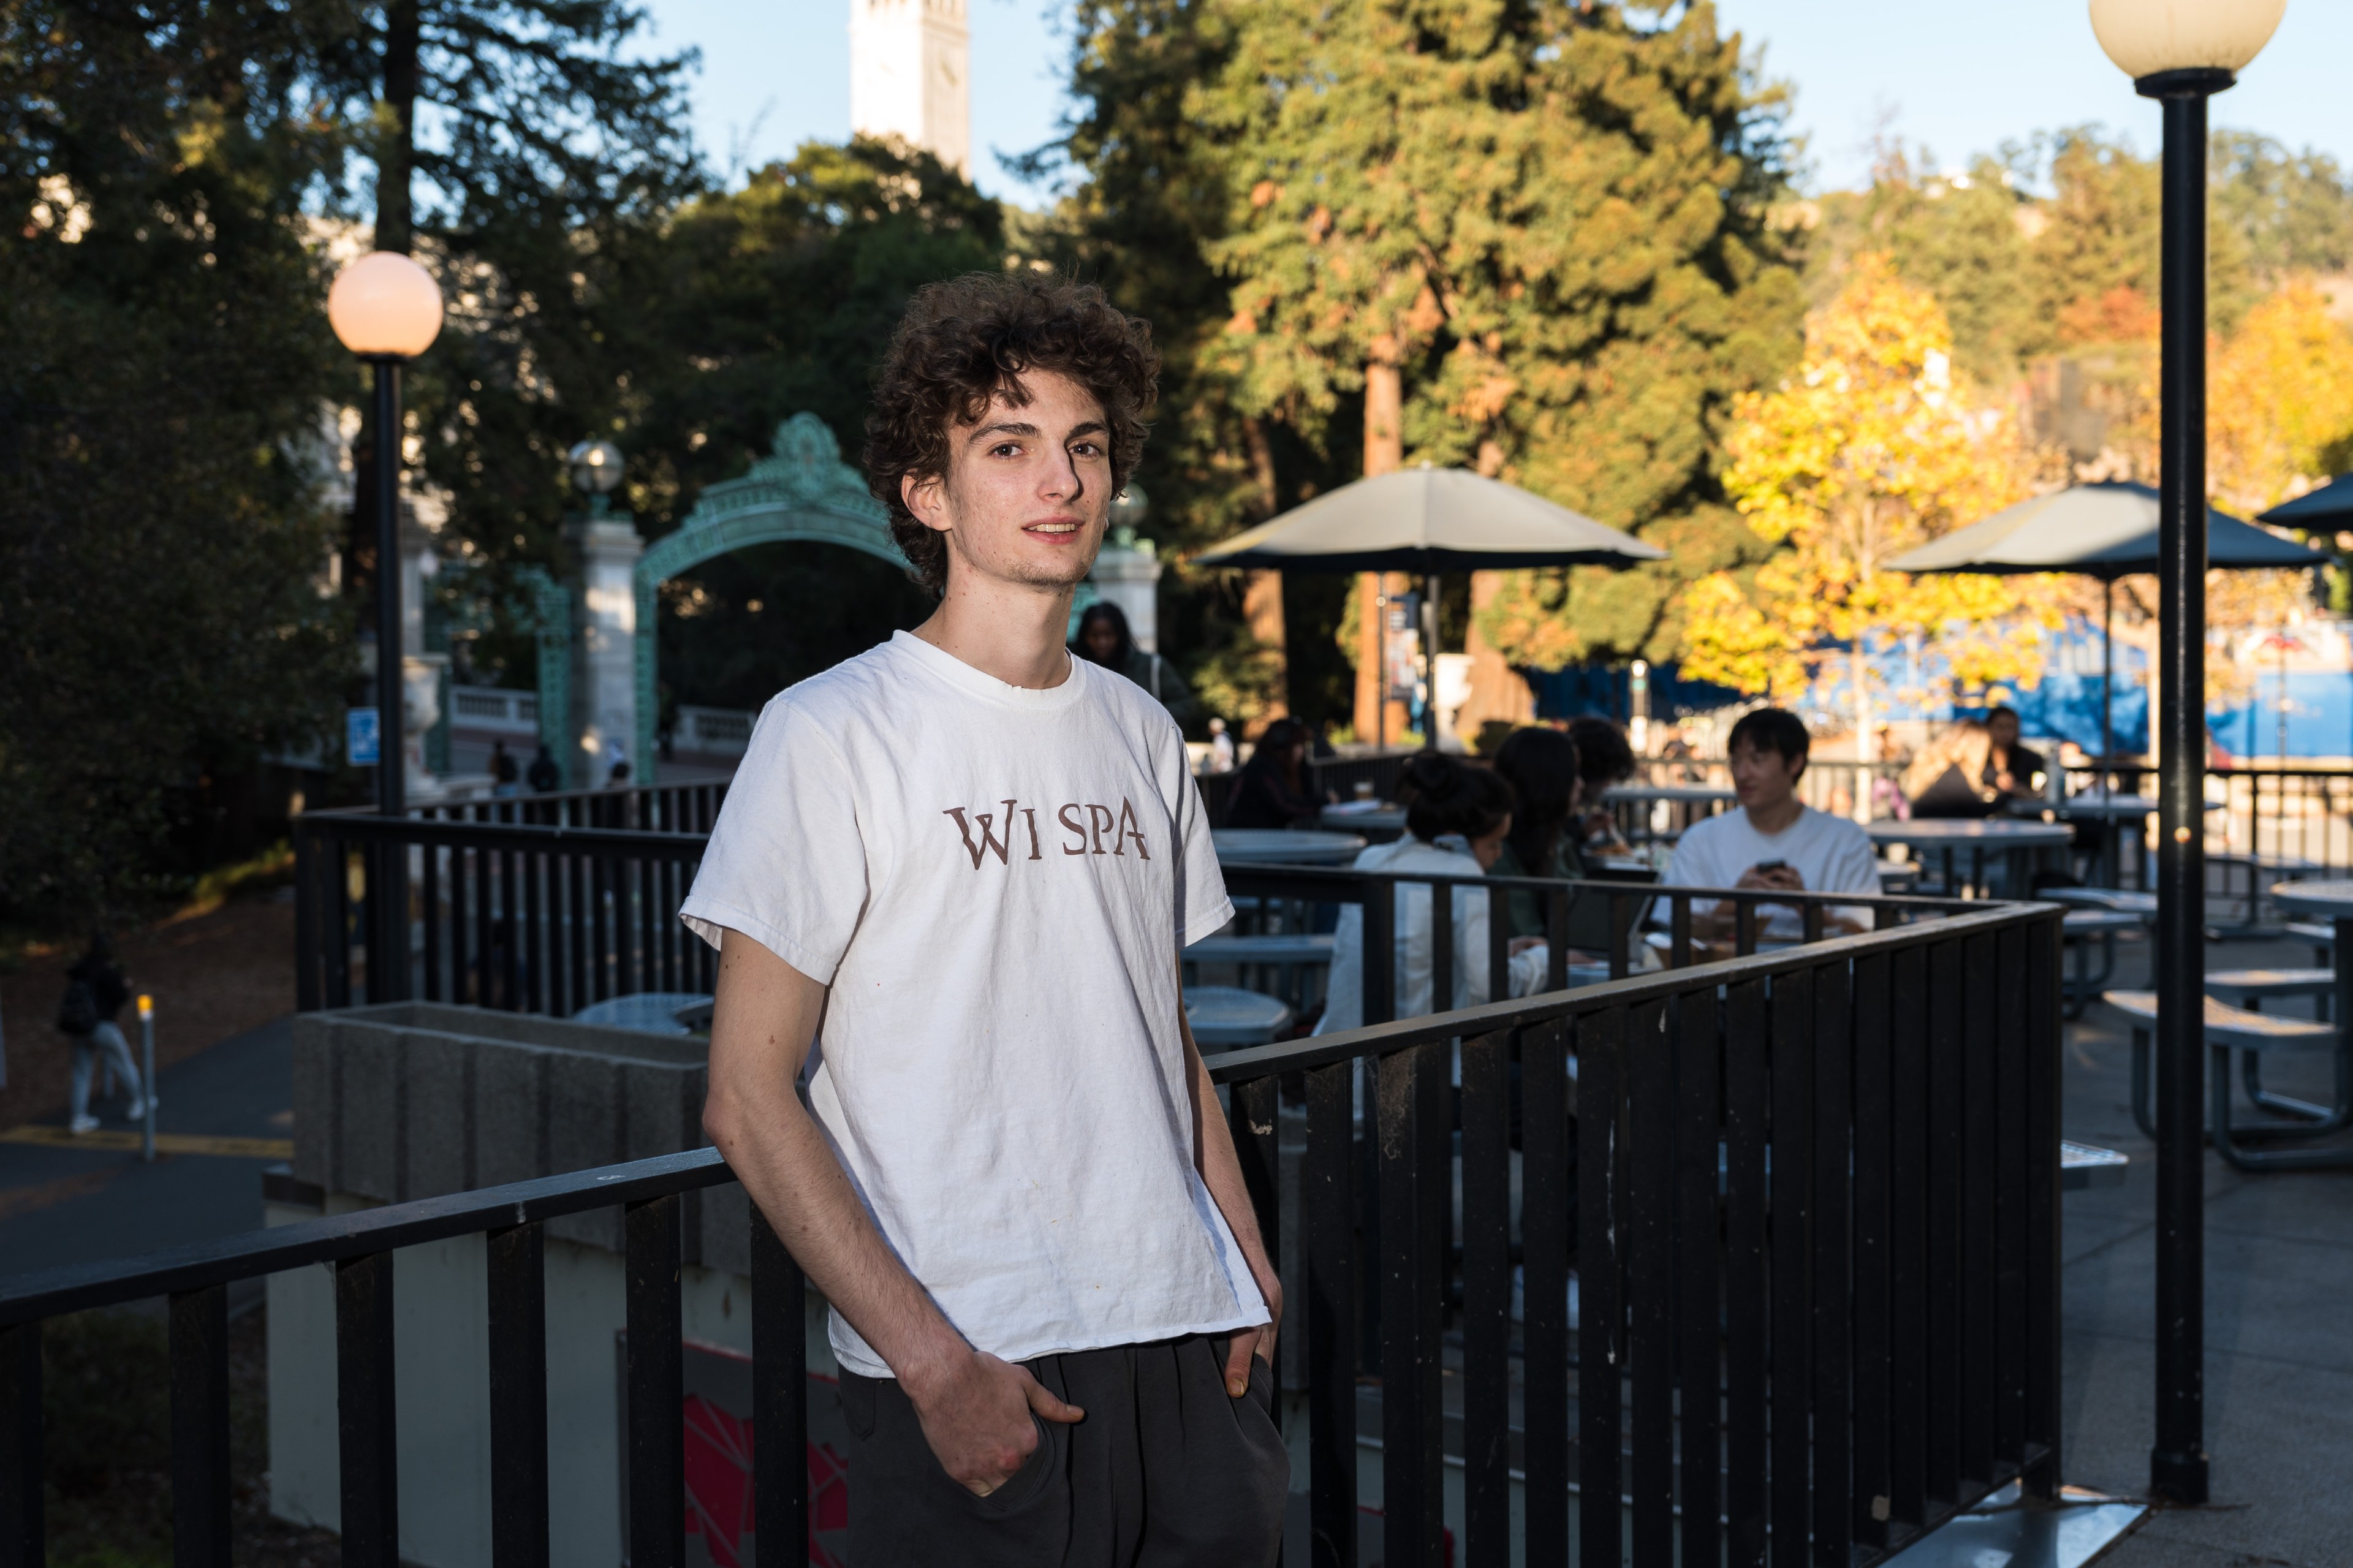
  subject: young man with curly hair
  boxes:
[684,273,1286,1566]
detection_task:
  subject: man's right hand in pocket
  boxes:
[904,1349,1085,1495]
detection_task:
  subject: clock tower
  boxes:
[849,0,971,175]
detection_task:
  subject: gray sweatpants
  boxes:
[69,1021,141,1123]
[839,1333,1288,1567]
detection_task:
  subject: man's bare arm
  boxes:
[702,928,1080,1494]
[1176,970,1284,1397]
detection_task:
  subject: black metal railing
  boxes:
[296,792,1988,1015]
[294,804,716,1012]
[1,895,2061,1568]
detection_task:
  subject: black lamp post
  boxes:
[329,250,445,1000]
[2091,0,2286,1507]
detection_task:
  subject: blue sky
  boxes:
[638,1,2353,203]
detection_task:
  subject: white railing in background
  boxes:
[448,687,538,733]
[676,705,755,758]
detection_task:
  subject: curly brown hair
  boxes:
[863,272,1159,595]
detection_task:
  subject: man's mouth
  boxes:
[1026,519,1083,536]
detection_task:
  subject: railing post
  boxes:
[170,1283,232,1567]
[0,1320,39,1568]
[1575,1006,1626,1568]
[626,1194,684,1568]
[1377,1041,1444,1568]
[1459,1030,1513,1567]
[488,1222,550,1568]
[1626,996,1675,1568]
[337,1251,400,1568]
[1303,1060,1357,1568]
[751,1208,808,1568]
[1677,993,1725,1568]
[2023,913,2064,1499]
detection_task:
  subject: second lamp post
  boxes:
[328,249,445,1000]
[2090,0,2287,1508]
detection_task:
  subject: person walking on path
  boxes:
[58,933,148,1135]
[526,743,562,793]
[686,273,1285,1567]
[490,739,521,797]
[1070,599,1199,727]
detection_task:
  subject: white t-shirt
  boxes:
[1316,836,1549,1034]
[1662,804,1881,940]
[680,631,1262,1377]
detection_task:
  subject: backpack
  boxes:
[57,977,98,1036]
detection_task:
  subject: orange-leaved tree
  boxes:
[2210,278,2353,517]
[1683,253,2051,759]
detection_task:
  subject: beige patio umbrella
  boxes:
[1195,465,1664,743]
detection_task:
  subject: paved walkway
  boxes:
[2060,931,2353,1568]
[0,1014,292,1278]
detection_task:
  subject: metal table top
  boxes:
[2039,793,2220,818]
[1212,828,1368,866]
[2270,879,2353,919]
[1605,784,1737,805]
[571,991,713,1036]
[1866,818,2074,848]
[1185,984,1294,1048]
[1317,804,1408,833]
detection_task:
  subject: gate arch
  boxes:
[633,412,908,778]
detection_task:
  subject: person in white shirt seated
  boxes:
[1663,707,1881,948]
[1319,754,1550,1033]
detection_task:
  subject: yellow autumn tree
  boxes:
[2210,278,2353,515]
[1682,254,2050,757]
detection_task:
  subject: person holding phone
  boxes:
[1663,708,1880,945]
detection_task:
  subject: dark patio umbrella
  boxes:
[2258,472,2353,531]
[1887,481,2320,784]
[1194,465,1664,746]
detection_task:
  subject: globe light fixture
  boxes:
[569,438,625,497]
[2089,0,2286,1510]
[1109,483,1149,531]
[328,250,445,360]
[329,249,445,1002]
[2089,0,2285,80]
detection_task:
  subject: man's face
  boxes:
[1083,618,1121,660]
[1730,738,1802,809]
[904,370,1113,593]
[1989,713,2019,749]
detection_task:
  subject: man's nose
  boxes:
[1039,447,1083,501]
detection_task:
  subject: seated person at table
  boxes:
[1487,726,1583,939]
[1665,708,1880,944]
[1984,705,2048,802]
[1488,726,1653,965]
[1564,716,1638,857]
[1901,720,2003,819]
[1222,716,1327,828]
[1319,755,1548,1032]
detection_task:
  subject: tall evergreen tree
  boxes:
[1,0,353,916]
[1195,0,1806,712]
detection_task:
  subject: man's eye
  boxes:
[1070,441,1104,459]
[991,442,1022,458]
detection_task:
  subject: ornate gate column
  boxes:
[566,506,645,787]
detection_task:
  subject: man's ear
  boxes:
[901,469,952,534]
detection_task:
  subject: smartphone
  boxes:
[1754,859,1787,874]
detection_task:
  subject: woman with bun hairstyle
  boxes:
[1486,727,1582,941]
[1317,754,1550,1033]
